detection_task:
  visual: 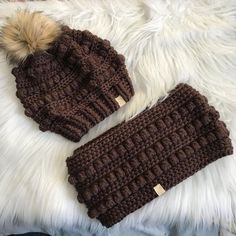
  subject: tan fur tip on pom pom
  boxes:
[0,10,61,64]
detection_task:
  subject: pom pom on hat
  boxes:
[0,10,61,63]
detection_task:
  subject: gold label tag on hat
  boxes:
[153,184,166,196]
[115,95,126,107]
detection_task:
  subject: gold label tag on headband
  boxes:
[154,184,166,196]
[115,95,126,107]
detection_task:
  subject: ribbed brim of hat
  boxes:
[66,83,233,227]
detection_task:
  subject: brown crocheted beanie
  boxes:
[0,10,134,142]
[66,83,233,227]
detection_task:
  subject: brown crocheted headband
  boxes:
[0,10,134,142]
[66,83,233,227]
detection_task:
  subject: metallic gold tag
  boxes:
[115,95,126,107]
[153,184,165,196]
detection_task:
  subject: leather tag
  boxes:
[153,184,165,196]
[115,95,126,107]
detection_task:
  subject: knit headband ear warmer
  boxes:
[0,10,134,142]
[67,83,233,227]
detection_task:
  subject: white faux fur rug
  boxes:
[0,0,236,235]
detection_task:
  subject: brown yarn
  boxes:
[66,83,233,227]
[11,26,134,142]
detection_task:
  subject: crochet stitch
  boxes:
[66,83,233,227]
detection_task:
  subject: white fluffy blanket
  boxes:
[0,0,236,235]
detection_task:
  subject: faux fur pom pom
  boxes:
[0,10,61,64]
